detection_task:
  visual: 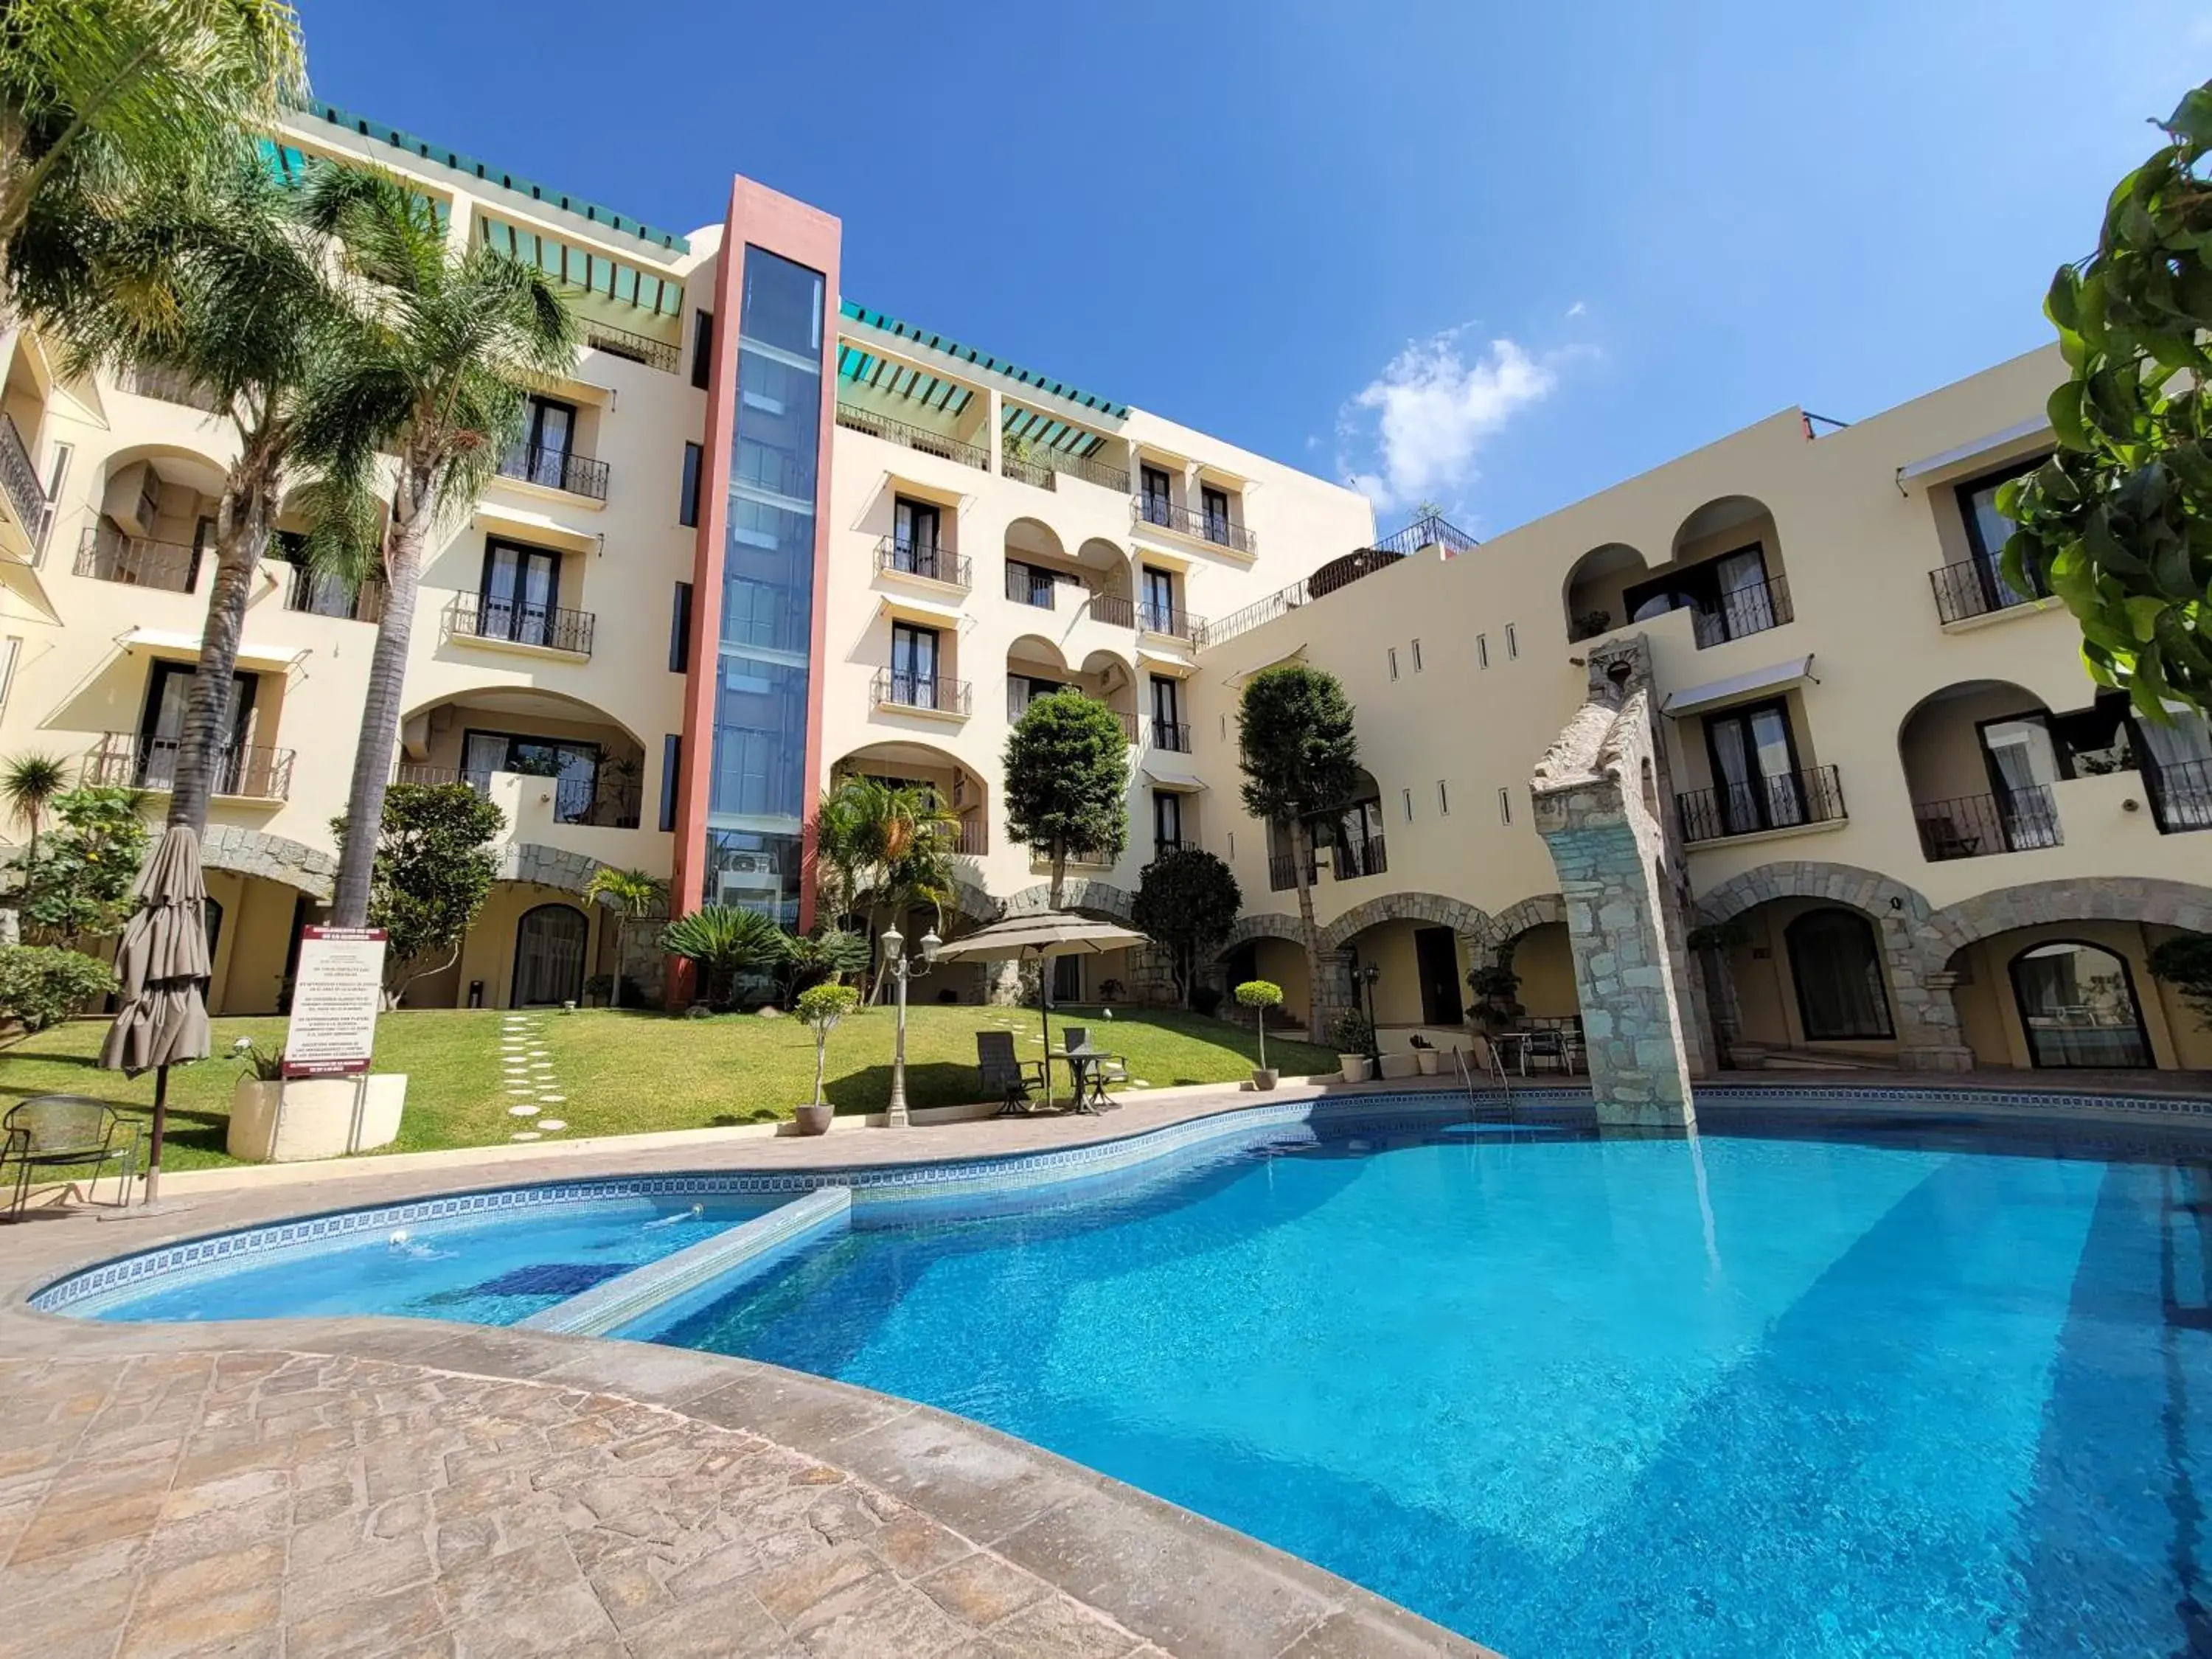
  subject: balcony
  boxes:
[1913,787,2062,861]
[1929,557,2045,626]
[1149,718,1192,753]
[116,362,223,413]
[581,320,678,375]
[1,416,47,538]
[933,817,989,857]
[87,733,294,801]
[1001,450,1134,494]
[1007,686,1134,741]
[75,525,198,593]
[872,669,971,717]
[394,763,641,830]
[1688,574,1792,647]
[1333,834,1388,881]
[1132,495,1257,556]
[496,443,611,503]
[1004,563,1056,609]
[875,536,970,589]
[2146,757,2212,835]
[1267,852,1318,892]
[284,563,385,622]
[1677,765,1846,845]
[1138,602,1208,647]
[449,594,596,656]
[835,403,988,472]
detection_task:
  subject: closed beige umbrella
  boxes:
[933,911,1147,1108]
[97,824,212,1203]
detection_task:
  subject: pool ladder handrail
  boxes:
[1454,1042,1512,1122]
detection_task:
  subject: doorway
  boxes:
[1703,698,1805,835]
[139,661,257,793]
[481,539,560,646]
[1050,954,1082,1006]
[513,904,589,1007]
[1414,926,1464,1026]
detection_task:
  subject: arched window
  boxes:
[512,904,589,1008]
[2009,940,2152,1068]
[1784,908,1893,1040]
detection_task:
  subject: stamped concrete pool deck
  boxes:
[5,1067,2211,1658]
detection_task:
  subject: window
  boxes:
[1784,908,1893,1041]
[1437,779,1450,815]
[1498,787,1512,825]
[659,735,681,831]
[1402,787,1414,821]
[679,442,702,527]
[1623,546,1782,645]
[690,310,714,389]
[2009,939,2152,1068]
[889,622,940,708]
[1388,647,1399,681]
[518,395,577,487]
[1227,829,1235,858]
[36,443,69,557]
[1141,565,1176,631]
[669,582,692,673]
[1004,559,1056,608]
[1201,484,1231,545]
[137,661,256,791]
[479,538,563,647]
[1153,789,1183,855]
[1476,633,1489,669]
[891,497,942,580]
[1411,639,1423,672]
[1702,698,1806,835]
[1954,462,2046,612]
[1150,675,1186,750]
[1505,623,1519,659]
[1140,464,1172,527]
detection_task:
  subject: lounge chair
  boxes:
[977,1031,1046,1116]
[4,1096,141,1220]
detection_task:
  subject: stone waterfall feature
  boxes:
[1529,639,1705,1128]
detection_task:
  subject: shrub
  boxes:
[1131,849,1242,1006]
[6,786,151,947]
[661,906,790,1010]
[1328,1009,1375,1054]
[779,927,871,1004]
[0,945,116,1032]
[1098,978,1124,1002]
[584,973,653,1007]
[2149,933,2212,1027]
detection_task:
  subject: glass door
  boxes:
[482,540,560,646]
[891,623,939,709]
[1152,789,1183,855]
[1704,699,1804,834]
[1202,484,1231,545]
[892,497,940,579]
[1978,714,2063,849]
[138,662,256,793]
[1141,465,1172,527]
[526,397,575,491]
[1141,566,1176,633]
[1709,546,1773,640]
[1150,674,1182,748]
[1958,468,2040,611]
[2135,703,2212,831]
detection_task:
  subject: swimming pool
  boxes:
[653,1112,2212,1658]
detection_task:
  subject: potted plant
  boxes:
[1466,962,1525,1073]
[1328,1009,1375,1083]
[1235,979,1284,1089]
[793,983,859,1135]
[1410,1033,1439,1076]
[1099,977,1124,1004]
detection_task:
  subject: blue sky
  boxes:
[295,0,2194,538]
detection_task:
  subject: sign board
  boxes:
[282,926,388,1078]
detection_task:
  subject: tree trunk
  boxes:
[608,916,625,1008]
[330,467,431,927]
[169,441,280,833]
[1049,846,1066,912]
[1290,816,1324,1037]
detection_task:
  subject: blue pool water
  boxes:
[658,1118,2212,1658]
[88,1195,765,1326]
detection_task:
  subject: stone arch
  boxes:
[1001,879,1133,921]
[1695,860,1944,936]
[497,842,616,902]
[199,826,338,902]
[948,879,1001,930]
[1320,891,1489,953]
[1485,893,1568,954]
[1931,878,2212,956]
[1217,912,1307,956]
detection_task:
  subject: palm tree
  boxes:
[299,167,577,927]
[0,0,305,264]
[660,906,790,1012]
[13,157,353,832]
[1,751,69,862]
[817,777,955,1001]
[580,866,667,1009]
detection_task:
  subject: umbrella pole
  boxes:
[1038,950,1054,1111]
[146,1064,168,1206]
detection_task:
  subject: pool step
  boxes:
[1735,1043,1902,1071]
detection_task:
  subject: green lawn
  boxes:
[0,1004,1338,1173]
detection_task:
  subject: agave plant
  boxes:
[659,905,790,1011]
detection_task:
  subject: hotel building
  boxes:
[1,103,2208,1085]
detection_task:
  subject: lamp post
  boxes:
[881,923,941,1128]
[1360,960,1382,1074]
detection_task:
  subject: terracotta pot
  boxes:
[793,1102,835,1136]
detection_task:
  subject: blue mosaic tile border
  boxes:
[34,1079,2212,1318]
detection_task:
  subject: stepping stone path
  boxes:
[498,1013,571,1144]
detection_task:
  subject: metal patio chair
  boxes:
[4,1096,142,1220]
[977,1031,1047,1116]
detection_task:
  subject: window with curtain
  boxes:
[1784,908,1893,1040]
[2009,940,2152,1068]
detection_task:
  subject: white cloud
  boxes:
[1564,299,1586,319]
[1338,330,1556,513]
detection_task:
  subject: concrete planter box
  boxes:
[228,1074,407,1163]
[1377,1052,1422,1081]
[1414,1048,1441,1076]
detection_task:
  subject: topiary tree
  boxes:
[2149,933,2212,1029]
[6,784,150,947]
[332,782,502,1006]
[796,981,860,1112]
[660,906,790,1011]
[1237,664,1361,1034]
[2003,80,2212,717]
[1132,847,1242,1007]
[1004,689,1128,909]
[1235,979,1283,1072]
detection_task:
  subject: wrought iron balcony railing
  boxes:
[874,535,970,588]
[1332,834,1388,880]
[75,525,198,592]
[116,362,224,412]
[1688,573,1794,647]
[88,733,294,801]
[1052,453,1130,492]
[1913,787,2062,861]
[1267,852,1318,892]
[497,443,611,501]
[1149,718,1192,753]
[582,320,679,374]
[834,403,989,471]
[1677,765,1847,844]
[931,816,990,856]
[0,416,47,533]
[1088,591,1135,628]
[872,669,971,715]
[2146,756,2212,835]
[1929,557,2045,625]
[1132,494,1259,555]
[1138,602,1208,647]
[450,593,596,655]
[284,563,385,622]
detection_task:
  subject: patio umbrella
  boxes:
[932,910,1147,1108]
[97,823,212,1205]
